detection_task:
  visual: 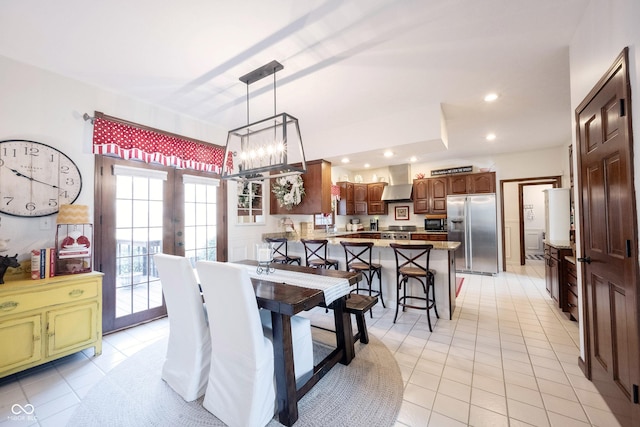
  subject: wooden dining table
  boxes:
[234,260,361,427]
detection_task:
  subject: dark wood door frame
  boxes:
[499,176,562,271]
[518,180,560,265]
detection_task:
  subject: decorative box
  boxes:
[55,204,93,275]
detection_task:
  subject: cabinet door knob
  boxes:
[577,256,591,264]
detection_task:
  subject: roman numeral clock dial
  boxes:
[0,140,82,217]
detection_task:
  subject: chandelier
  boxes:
[221,60,306,181]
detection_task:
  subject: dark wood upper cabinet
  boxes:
[270,159,332,215]
[448,172,496,195]
[448,175,469,195]
[468,172,496,193]
[367,182,388,215]
[337,181,354,215]
[413,176,448,214]
[430,177,448,213]
[413,179,430,213]
[354,184,368,215]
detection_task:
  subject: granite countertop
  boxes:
[543,240,573,250]
[262,231,460,251]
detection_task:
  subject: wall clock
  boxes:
[0,139,82,217]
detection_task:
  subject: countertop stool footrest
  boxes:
[345,294,378,344]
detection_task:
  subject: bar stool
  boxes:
[265,237,301,265]
[389,243,439,331]
[301,239,339,269]
[340,241,385,313]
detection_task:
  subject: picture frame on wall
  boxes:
[395,206,409,220]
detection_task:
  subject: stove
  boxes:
[380,225,417,240]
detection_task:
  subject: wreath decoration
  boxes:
[272,175,305,210]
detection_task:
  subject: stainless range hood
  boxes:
[381,164,413,202]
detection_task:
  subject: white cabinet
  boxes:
[544,188,570,245]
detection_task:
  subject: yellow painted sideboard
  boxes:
[0,272,103,378]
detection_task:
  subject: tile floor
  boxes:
[0,260,623,426]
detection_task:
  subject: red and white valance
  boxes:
[92,113,230,173]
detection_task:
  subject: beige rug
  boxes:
[69,331,403,426]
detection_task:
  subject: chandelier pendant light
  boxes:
[221,60,307,181]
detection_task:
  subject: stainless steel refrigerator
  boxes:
[447,194,498,275]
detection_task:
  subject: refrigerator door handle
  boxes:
[465,198,472,270]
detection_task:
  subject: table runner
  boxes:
[246,266,351,305]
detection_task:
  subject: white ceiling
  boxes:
[0,0,590,170]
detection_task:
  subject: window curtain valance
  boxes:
[91,112,229,173]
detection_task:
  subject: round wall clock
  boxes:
[0,139,82,217]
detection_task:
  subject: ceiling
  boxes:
[0,0,590,171]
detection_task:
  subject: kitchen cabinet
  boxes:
[448,174,469,195]
[544,243,571,306]
[448,172,496,195]
[564,257,578,321]
[337,182,368,216]
[367,182,388,215]
[354,184,368,215]
[337,182,354,215]
[413,177,448,214]
[448,172,496,194]
[469,172,496,193]
[0,272,103,378]
[411,233,448,241]
[270,159,332,214]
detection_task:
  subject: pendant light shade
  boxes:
[222,61,306,181]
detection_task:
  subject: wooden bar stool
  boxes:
[301,239,339,270]
[390,243,439,331]
[265,237,301,265]
[340,241,385,314]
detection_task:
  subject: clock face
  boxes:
[0,139,82,217]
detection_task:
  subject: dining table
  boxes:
[234,260,362,427]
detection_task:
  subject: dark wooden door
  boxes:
[576,48,639,427]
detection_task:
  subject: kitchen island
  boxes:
[263,232,461,320]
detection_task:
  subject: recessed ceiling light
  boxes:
[486,133,496,141]
[484,93,499,102]
[364,163,370,168]
[410,156,417,162]
[341,157,350,163]
[383,150,394,158]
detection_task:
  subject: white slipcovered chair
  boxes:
[196,261,315,427]
[154,253,211,402]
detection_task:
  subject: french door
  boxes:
[94,156,227,333]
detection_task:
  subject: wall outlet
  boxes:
[39,217,51,230]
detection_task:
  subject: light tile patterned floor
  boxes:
[0,260,623,426]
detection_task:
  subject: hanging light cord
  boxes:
[273,68,277,116]
[246,83,250,126]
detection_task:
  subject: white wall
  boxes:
[568,0,640,360]
[0,55,232,262]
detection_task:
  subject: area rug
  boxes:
[69,331,402,427]
[456,277,464,297]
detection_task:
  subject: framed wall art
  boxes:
[395,206,410,220]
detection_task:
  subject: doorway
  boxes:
[519,181,556,265]
[94,156,227,333]
[499,176,562,271]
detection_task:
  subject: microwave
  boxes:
[424,216,446,231]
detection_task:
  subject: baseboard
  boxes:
[578,356,589,379]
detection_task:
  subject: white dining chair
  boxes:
[259,309,314,386]
[154,253,211,402]
[196,260,276,427]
